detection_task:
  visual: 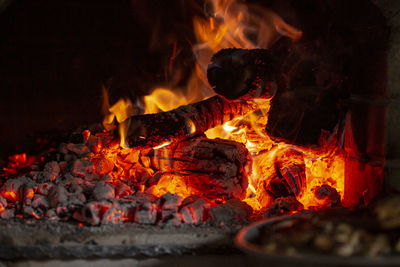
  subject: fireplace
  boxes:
[0,0,399,265]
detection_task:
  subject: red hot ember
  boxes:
[0,0,385,225]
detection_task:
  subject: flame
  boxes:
[153,141,172,150]
[102,88,135,148]
[149,173,196,199]
[97,0,345,213]
[143,88,189,114]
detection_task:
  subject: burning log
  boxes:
[262,148,306,199]
[207,48,279,100]
[127,94,260,148]
[207,48,347,146]
[264,196,304,217]
[150,136,251,201]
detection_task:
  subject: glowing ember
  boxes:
[0,0,360,223]
[95,0,345,213]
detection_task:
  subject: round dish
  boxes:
[235,212,400,267]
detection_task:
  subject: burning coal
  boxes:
[0,0,379,226]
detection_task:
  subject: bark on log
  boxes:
[260,148,306,199]
[207,46,348,146]
[149,136,251,201]
[127,95,260,148]
[207,48,279,100]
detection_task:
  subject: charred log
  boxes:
[207,48,279,100]
[264,196,304,217]
[263,148,306,199]
[266,88,346,146]
[127,95,259,148]
[206,47,347,146]
[150,136,251,201]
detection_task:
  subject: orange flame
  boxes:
[100,0,345,212]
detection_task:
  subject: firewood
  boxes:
[127,94,260,148]
[207,48,347,146]
[261,148,306,199]
[207,48,279,100]
[150,136,251,201]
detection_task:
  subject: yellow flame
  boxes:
[100,0,346,212]
[153,141,172,150]
[186,118,197,135]
[144,88,188,114]
[102,95,135,148]
[222,123,237,132]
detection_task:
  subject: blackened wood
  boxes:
[266,87,346,146]
[127,95,259,148]
[207,48,279,100]
[150,136,251,201]
[262,148,305,199]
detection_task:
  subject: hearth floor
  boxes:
[0,219,242,260]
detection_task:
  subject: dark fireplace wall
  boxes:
[0,0,197,159]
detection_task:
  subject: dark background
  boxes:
[0,0,199,159]
[0,0,388,162]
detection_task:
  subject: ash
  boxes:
[0,126,253,226]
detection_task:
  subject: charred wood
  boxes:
[127,95,259,148]
[150,136,251,201]
[262,148,306,199]
[207,48,279,100]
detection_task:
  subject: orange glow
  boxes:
[149,174,196,199]
[143,88,188,114]
[2,153,37,177]
[26,188,34,199]
[2,191,18,202]
[96,0,345,213]
[31,211,39,220]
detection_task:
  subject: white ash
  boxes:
[180,196,210,225]
[0,129,253,226]
[92,182,115,200]
[210,199,253,225]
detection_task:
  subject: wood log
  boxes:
[148,136,251,201]
[260,148,306,199]
[207,45,348,146]
[127,95,260,148]
[207,48,279,100]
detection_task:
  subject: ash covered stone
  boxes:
[71,159,96,180]
[0,129,258,226]
[134,202,158,224]
[73,201,112,225]
[102,202,125,224]
[45,209,58,220]
[161,193,183,210]
[115,181,133,198]
[210,199,253,225]
[265,196,304,217]
[42,161,60,181]
[65,143,90,156]
[180,196,210,224]
[160,193,183,223]
[92,182,115,201]
[1,209,14,219]
[37,182,53,195]
[31,194,49,209]
[48,185,68,208]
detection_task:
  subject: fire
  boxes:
[143,88,188,114]
[97,0,345,213]
[149,174,196,199]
